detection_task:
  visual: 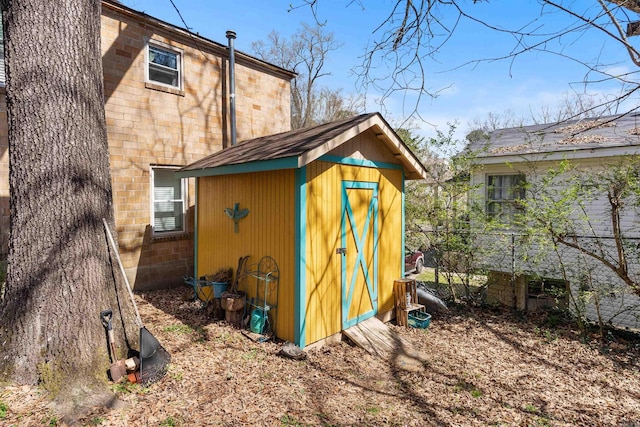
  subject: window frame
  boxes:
[485,173,526,221]
[145,40,183,90]
[150,165,187,237]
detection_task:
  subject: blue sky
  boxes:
[123,0,638,142]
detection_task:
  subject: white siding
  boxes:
[472,157,640,330]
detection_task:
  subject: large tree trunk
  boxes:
[0,0,133,412]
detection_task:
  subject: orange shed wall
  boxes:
[196,170,296,342]
[304,161,403,346]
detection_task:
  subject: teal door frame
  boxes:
[340,181,379,329]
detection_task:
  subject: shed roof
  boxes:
[467,113,640,164]
[177,113,428,180]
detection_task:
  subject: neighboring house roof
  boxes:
[103,0,296,81]
[177,113,428,180]
[606,0,640,14]
[468,113,640,164]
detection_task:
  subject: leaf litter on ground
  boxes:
[1,287,639,426]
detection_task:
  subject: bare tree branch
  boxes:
[252,23,362,128]
[295,0,640,125]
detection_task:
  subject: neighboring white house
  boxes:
[467,113,640,330]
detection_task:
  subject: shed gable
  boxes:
[324,128,402,166]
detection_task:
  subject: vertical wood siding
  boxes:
[305,161,403,345]
[197,170,296,341]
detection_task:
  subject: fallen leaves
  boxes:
[1,288,639,426]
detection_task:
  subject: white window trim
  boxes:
[144,40,184,91]
[150,165,188,237]
[485,173,526,220]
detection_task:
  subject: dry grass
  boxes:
[1,288,639,426]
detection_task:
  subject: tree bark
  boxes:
[0,0,131,410]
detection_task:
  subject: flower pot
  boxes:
[225,308,244,327]
[220,291,245,311]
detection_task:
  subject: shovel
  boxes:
[100,309,126,382]
[103,218,171,386]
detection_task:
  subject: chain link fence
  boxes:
[418,229,640,330]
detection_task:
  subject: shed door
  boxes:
[341,181,379,329]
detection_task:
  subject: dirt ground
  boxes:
[1,287,639,426]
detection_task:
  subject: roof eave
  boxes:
[296,114,429,180]
[101,0,296,81]
[606,0,640,13]
[371,116,429,180]
[175,157,299,178]
[473,145,640,165]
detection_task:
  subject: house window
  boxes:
[486,174,525,220]
[151,167,186,235]
[146,43,182,89]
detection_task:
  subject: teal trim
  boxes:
[319,154,403,171]
[341,181,379,329]
[176,157,299,179]
[194,178,199,278]
[294,167,307,347]
[401,173,405,277]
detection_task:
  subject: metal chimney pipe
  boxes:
[226,30,237,146]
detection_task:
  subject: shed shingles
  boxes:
[182,113,377,170]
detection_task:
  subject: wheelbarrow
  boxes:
[184,276,228,307]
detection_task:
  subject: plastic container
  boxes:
[211,282,228,298]
[250,308,266,334]
[408,311,431,329]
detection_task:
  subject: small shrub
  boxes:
[281,414,303,426]
[169,368,184,381]
[365,406,381,414]
[111,379,148,395]
[524,403,540,414]
[160,416,181,426]
[0,401,7,420]
[163,324,194,334]
[243,349,257,360]
[111,382,130,394]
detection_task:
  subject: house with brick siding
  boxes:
[467,114,640,330]
[0,0,295,289]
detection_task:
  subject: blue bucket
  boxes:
[211,282,228,298]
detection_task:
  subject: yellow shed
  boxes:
[177,113,427,348]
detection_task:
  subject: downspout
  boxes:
[226,30,237,146]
